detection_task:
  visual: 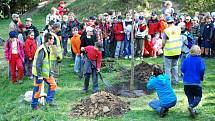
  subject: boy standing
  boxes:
[71,27,81,73]
[181,45,205,118]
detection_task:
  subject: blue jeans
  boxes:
[164,56,179,84]
[79,55,85,78]
[184,85,202,108]
[115,41,124,58]
[74,55,81,73]
[36,36,42,47]
[149,99,176,113]
[62,37,68,56]
[124,35,131,57]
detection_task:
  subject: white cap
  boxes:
[86,26,93,32]
[25,18,32,21]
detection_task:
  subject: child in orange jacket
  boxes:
[71,27,81,73]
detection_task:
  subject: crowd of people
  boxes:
[4,0,210,118]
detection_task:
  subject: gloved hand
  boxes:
[81,49,87,55]
[57,56,61,63]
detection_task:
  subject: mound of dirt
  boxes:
[115,61,154,95]
[70,91,130,118]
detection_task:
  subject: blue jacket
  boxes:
[147,74,177,105]
[181,55,205,86]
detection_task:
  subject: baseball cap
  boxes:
[166,16,174,23]
[25,18,32,21]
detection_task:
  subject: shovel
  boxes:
[84,54,116,93]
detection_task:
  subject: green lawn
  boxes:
[0,54,214,121]
[0,0,215,120]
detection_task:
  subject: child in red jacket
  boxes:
[24,31,37,79]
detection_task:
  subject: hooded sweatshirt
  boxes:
[147,74,177,105]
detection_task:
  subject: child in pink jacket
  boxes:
[4,31,24,84]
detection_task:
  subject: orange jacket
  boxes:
[71,34,81,55]
[159,19,168,33]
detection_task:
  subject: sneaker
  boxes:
[93,90,99,94]
[135,57,140,60]
[83,89,88,93]
[128,55,132,59]
[32,106,39,110]
[188,106,196,118]
[124,56,128,59]
[160,107,168,118]
[29,75,34,80]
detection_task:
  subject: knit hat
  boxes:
[12,14,19,19]
[192,16,199,21]
[117,15,123,20]
[95,41,104,51]
[151,11,157,17]
[139,16,144,20]
[86,26,93,32]
[9,31,17,38]
[52,22,61,29]
[58,1,66,5]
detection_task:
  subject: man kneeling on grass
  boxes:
[147,65,177,117]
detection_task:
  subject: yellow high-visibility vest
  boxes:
[50,32,63,61]
[32,44,50,78]
[163,26,182,56]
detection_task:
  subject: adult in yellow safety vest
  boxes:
[31,33,57,110]
[161,16,182,85]
[50,22,63,78]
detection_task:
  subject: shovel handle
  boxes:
[84,54,104,82]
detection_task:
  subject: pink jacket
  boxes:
[4,38,24,62]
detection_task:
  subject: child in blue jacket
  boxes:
[147,65,177,118]
[181,45,205,118]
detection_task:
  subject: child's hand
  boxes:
[81,47,85,51]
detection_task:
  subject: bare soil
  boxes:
[70,91,130,118]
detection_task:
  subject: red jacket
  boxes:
[24,37,37,59]
[148,19,159,35]
[58,6,68,16]
[85,46,102,70]
[114,22,124,41]
[185,21,192,32]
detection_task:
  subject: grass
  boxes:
[0,0,215,120]
[0,55,215,121]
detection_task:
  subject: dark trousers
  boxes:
[27,59,33,76]
[103,38,110,58]
[83,60,98,93]
[62,37,68,56]
[184,85,202,108]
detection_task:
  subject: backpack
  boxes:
[183,33,195,49]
